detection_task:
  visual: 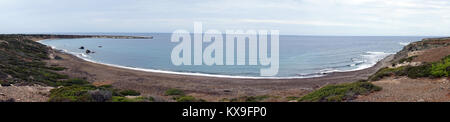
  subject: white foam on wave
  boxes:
[319,68,342,74]
[354,51,392,70]
[317,51,392,74]
[76,56,323,79]
[77,53,90,58]
[399,42,410,46]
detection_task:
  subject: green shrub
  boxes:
[174,96,205,102]
[57,78,90,86]
[404,64,431,79]
[119,89,141,96]
[369,67,405,81]
[299,82,382,102]
[165,88,185,96]
[49,84,151,102]
[98,85,113,88]
[286,96,300,101]
[370,55,450,80]
[0,35,71,86]
[49,85,97,102]
[430,56,450,77]
[112,96,154,102]
[112,96,127,102]
[47,66,66,71]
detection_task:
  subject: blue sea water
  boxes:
[39,33,430,78]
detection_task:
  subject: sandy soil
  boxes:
[45,49,394,102]
[413,46,450,63]
[0,85,53,102]
[355,77,450,102]
[356,45,450,102]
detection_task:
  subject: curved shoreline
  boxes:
[38,39,391,80]
[46,48,394,101]
[34,35,396,101]
[43,44,389,80]
[49,46,326,80]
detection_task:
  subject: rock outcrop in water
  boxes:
[86,49,91,54]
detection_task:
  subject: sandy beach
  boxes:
[45,46,394,101]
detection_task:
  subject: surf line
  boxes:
[170,22,279,76]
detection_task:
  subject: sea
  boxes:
[38,33,432,78]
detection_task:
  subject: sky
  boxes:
[0,0,449,36]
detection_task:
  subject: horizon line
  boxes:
[0,32,446,37]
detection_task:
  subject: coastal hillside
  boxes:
[1,34,448,102]
[298,37,450,102]
[0,35,153,102]
[356,37,450,102]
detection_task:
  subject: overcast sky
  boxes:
[0,0,449,36]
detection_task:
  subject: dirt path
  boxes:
[0,85,53,102]
[355,77,450,102]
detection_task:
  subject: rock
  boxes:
[98,46,102,48]
[85,49,91,54]
[79,46,84,49]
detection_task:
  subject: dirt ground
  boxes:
[0,85,53,102]
[355,77,450,102]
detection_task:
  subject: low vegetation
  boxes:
[164,88,205,102]
[112,96,154,102]
[119,89,141,96]
[0,35,71,86]
[370,55,450,81]
[298,81,382,102]
[398,56,417,64]
[430,55,450,77]
[1,35,150,102]
[286,96,300,101]
[164,88,185,96]
[49,82,151,102]
[219,95,272,102]
[368,67,406,81]
[173,96,205,102]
